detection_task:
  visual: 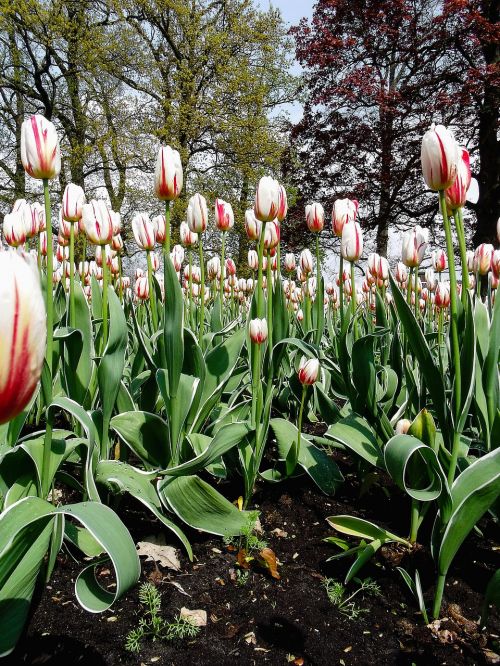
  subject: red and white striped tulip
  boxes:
[179,221,198,247]
[264,220,280,251]
[341,221,363,262]
[135,276,149,300]
[187,194,208,234]
[254,176,281,222]
[425,267,437,292]
[432,249,447,272]
[112,234,124,252]
[225,258,236,276]
[492,250,500,279]
[24,203,43,239]
[444,147,471,211]
[332,198,358,237]
[0,250,46,424]
[474,243,494,276]
[305,203,325,233]
[3,211,27,247]
[81,200,114,245]
[435,282,450,308]
[62,183,86,222]
[298,356,319,385]
[249,318,268,344]
[245,209,262,240]
[207,256,221,281]
[277,184,288,222]
[299,248,314,274]
[284,253,296,273]
[151,252,160,272]
[401,226,428,268]
[153,215,166,243]
[215,199,234,232]
[132,213,156,250]
[248,249,258,271]
[420,123,459,191]
[171,244,185,272]
[154,146,183,201]
[21,115,61,180]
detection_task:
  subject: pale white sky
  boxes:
[259,0,313,25]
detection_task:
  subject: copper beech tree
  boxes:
[290,0,499,255]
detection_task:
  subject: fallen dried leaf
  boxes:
[258,548,280,580]
[271,528,288,538]
[244,631,256,645]
[180,607,207,627]
[136,536,180,570]
[165,580,191,597]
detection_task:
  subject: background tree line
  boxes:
[0,0,498,271]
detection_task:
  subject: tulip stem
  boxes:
[453,208,469,307]
[147,250,158,331]
[43,179,53,375]
[439,190,462,484]
[339,254,344,330]
[267,257,273,364]
[433,573,446,619]
[101,247,109,351]
[198,236,205,348]
[256,224,266,318]
[188,249,193,329]
[69,221,75,328]
[350,261,357,338]
[220,232,226,318]
[288,384,307,476]
[165,201,171,257]
[315,234,322,346]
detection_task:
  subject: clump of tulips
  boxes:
[0,113,499,658]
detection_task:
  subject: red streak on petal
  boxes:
[31,116,48,175]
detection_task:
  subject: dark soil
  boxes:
[5,461,500,666]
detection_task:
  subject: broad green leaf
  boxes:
[162,255,184,398]
[98,288,127,428]
[434,448,500,576]
[270,418,343,494]
[110,411,170,468]
[160,475,252,536]
[484,292,500,436]
[325,414,384,468]
[326,515,410,546]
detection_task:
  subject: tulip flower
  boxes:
[3,212,27,247]
[207,256,221,281]
[187,194,208,234]
[299,248,314,274]
[135,276,150,300]
[180,221,198,247]
[62,183,86,222]
[284,253,296,273]
[298,356,319,385]
[215,199,234,232]
[132,213,156,251]
[249,318,268,344]
[277,184,288,222]
[248,249,259,271]
[396,419,412,435]
[21,115,61,180]
[154,146,183,201]
[245,209,262,240]
[425,267,437,292]
[225,258,236,276]
[474,243,494,276]
[395,262,408,285]
[264,221,280,251]
[444,148,471,211]
[81,200,114,246]
[341,221,363,262]
[306,203,324,233]
[420,123,459,191]
[0,251,46,424]
[24,203,43,239]
[492,250,500,279]
[432,249,447,272]
[332,198,358,237]
[435,282,450,308]
[401,226,428,268]
[112,234,124,252]
[254,176,281,222]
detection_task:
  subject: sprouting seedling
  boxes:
[323,577,381,620]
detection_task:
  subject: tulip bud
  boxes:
[444,148,471,211]
[420,123,459,191]
[135,276,149,300]
[24,203,43,239]
[215,199,234,232]
[425,267,437,292]
[62,183,86,222]
[132,213,156,250]
[492,250,500,279]
[3,212,27,247]
[171,244,185,272]
[154,146,183,201]
[332,198,358,237]
[225,258,236,276]
[394,262,407,285]
[248,249,259,271]
[395,419,412,435]
[466,250,475,273]
[151,252,160,272]
[284,253,296,273]
[474,243,494,275]
[264,221,280,251]
[0,250,46,424]
[435,282,450,308]
[401,226,428,268]
[187,194,208,234]
[297,308,304,322]
[305,202,325,233]
[207,256,221,281]
[277,184,288,222]
[376,256,389,280]
[111,211,122,236]
[153,215,166,243]
[81,200,114,246]
[112,234,124,252]
[254,176,281,222]
[249,318,268,344]
[21,115,61,180]
[298,356,320,385]
[341,221,363,262]
[432,249,447,273]
[299,248,314,274]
